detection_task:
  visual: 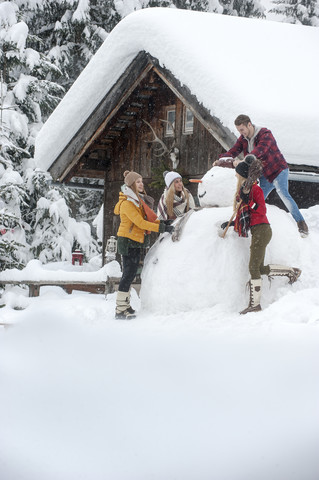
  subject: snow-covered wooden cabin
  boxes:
[35,8,319,257]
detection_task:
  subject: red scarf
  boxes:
[139,197,158,234]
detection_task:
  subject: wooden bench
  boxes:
[0,277,121,297]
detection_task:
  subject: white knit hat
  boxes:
[163,170,182,188]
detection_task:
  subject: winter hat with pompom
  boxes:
[163,170,182,188]
[123,170,142,187]
[235,161,249,179]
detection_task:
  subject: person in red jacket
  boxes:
[221,156,301,314]
[214,114,308,237]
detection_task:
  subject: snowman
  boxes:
[196,165,237,208]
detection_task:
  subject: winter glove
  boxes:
[163,219,174,225]
[159,221,175,234]
[221,221,234,230]
[165,224,174,234]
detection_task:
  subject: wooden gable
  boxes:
[49,52,235,183]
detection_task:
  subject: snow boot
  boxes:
[240,278,262,315]
[115,291,136,320]
[268,265,301,284]
[297,220,309,238]
[126,290,135,315]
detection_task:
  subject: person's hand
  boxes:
[213,160,219,167]
[159,220,175,234]
[165,225,174,234]
[163,219,174,225]
[233,159,241,167]
[220,221,234,229]
[220,221,228,230]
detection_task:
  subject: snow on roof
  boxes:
[34,7,319,172]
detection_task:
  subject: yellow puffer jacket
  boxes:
[114,192,160,243]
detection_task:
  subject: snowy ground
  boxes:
[1,200,319,479]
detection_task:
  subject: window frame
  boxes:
[164,106,176,137]
[183,106,194,134]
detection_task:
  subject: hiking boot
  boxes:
[297,220,309,238]
[240,278,262,315]
[268,265,301,284]
[240,304,262,315]
[115,310,136,320]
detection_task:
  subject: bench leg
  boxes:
[29,285,40,297]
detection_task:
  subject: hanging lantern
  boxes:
[72,249,83,266]
[105,236,117,263]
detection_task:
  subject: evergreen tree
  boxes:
[22,0,110,90]
[270,0,319,25]
[0,1,95,270]
[217,0,265,17]
[31,186,99,263]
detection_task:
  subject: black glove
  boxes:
[163,219,174,225]
[221,221,234,230]
[159,220,174,234]
[165,225,174,233]
[240,186,250,204]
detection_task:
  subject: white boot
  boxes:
[268,265,301,284]
[240,278,262,315]
[115,291,136,319]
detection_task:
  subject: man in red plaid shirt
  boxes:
[214,114,308,237]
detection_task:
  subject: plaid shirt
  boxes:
[220,128,288,183]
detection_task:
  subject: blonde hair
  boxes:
[166,182,190,217]
[233,174,246,212]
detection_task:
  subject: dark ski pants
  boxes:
[118,248,141,292]
[249,224,272,280]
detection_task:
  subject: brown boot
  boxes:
[268,265,301,284]
[297,220,309,238]
[240,279,262,315]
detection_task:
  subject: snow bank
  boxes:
[0,259,121,282]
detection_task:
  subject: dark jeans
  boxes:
[249,224,272,280]
[118,248,141,292]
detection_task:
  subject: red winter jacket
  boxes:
[219,128,288,183]
[245,183,269,227]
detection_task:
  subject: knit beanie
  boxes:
[235,161,249,179]
[123,170,142,187]
[163,170,182,188]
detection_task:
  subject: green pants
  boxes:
[249,224,272,280]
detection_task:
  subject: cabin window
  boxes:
[164,107,176,137]
[183,107,194,134]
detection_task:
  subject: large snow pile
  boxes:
[141,165,319,315]
[141,203,319,315]
[35,8,319,172]
[1,168,319,479]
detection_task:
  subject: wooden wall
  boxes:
[102,88,225,253]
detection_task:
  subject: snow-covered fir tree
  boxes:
[0,1,100,270]
[31,186,99,263]
[21,0,109,89]
[270,0,319,25]
[0,0,57,270]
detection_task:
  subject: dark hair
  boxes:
[234,114,252,126]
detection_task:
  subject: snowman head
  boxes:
[197,166,237,207]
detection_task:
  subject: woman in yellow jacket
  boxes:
[114,170,174,319]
